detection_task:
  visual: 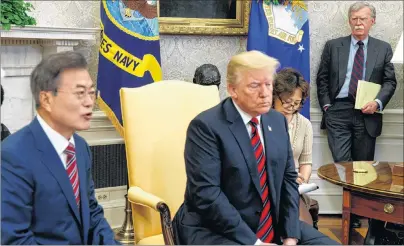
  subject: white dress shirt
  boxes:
[232,100,265,152]
[36,114,75,169]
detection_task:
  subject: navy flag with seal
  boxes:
[247,0,311,119]
[97,0,162,136]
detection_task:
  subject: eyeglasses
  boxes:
[276,93,303,110]
[57,89,97,101]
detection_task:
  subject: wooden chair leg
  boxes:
[299,197,313,226]
[309,199,319,230]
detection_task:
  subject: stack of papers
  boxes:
[298,183,319,194]
[355,80,382,114]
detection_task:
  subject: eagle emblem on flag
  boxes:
[263,1,308,45]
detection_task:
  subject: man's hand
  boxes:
[283,238,298,245]
[256,239,276,245]
[296,173,306,184]
[361,101,378,114]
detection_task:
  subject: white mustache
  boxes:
[354,26,364,30]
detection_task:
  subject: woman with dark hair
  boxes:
[1,84,11,141]
[273,67,313,184]
[273,67,318,227]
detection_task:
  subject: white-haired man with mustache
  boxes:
[316,2,397,228]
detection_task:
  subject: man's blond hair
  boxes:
[227,50,279,85]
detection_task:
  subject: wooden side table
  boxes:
[318,161,404,245]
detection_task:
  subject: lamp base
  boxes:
[114,194,136,244]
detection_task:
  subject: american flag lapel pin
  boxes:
[268,125,272,131]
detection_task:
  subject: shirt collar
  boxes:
[351,35,369,48]
[232,99,262,126]
[36,114,75,156]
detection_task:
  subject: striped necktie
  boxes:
[349,40,364,99]
[250,117,274,243]
[65,143,80,207]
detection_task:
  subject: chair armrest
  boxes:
[127,186,175,245]
[128,186,164,211]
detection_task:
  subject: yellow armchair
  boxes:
[120,80,220,245]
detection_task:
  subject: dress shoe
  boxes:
[351,217,362,228]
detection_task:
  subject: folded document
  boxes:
[298,183,319,194]
[355,80,382,113]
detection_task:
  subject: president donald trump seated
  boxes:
[173,51,338,245]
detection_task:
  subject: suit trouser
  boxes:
[325,100,376,162]
[181,221,339,245]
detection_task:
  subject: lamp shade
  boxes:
[391,32,403,64]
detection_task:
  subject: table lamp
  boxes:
[391,32,403,64]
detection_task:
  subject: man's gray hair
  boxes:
[348,2,376,19]
[30,51,88,108]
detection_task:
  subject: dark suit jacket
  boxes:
[173,98,300,245]
[316,35,397,137]
[1,118,119,245]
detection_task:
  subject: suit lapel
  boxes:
[75,136,89,243]
[261,112,277,205]
[225,99,261,196]
[337,36,351,89]
[365,37,379,81]
[30,118,81,224]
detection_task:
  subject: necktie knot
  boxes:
[250,117,259,127]
[357,41,364,47]
[65,143,75,155]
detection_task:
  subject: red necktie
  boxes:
[65,143,80,207]
[250,117,274,243]
[349,40,364,99]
